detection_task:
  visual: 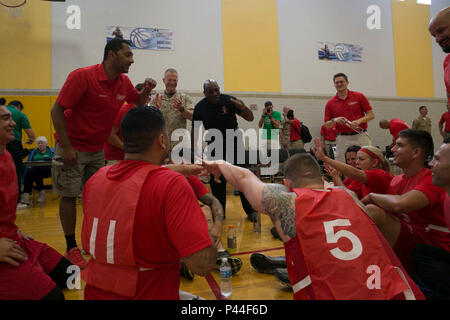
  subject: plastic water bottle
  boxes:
[227,225,237,251]
[220,258,232,298]
[253,212,261,233]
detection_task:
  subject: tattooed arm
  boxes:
[261,184,297,241]
[203,160,297,241]
[199,192,224,246]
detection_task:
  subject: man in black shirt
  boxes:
[192,79,258,221]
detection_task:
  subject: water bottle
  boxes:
[220,258,232,298]
[253,212,261,233]
[227,225,237,251]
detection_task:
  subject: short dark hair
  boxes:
[0,98,6,105]
[345,145,361,154]
[333,73,348,82]
[264,101,273,107]
[103,38,131,61]
[135,83,144,91]
[287,109,294,119]
[398,129,434,160]
[8,100,23,111]
[345,145,361,164]
[121,106,166,154]
[283,153,321,186]
[419,105,427,111]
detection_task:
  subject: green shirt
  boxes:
[6,105,31,142]
[262,110,282,140]
[32,147,52,162]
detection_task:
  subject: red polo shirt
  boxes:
[440,112,450,132]
[289,118,302,142]
[320,124,337,141]
[444,54,449,101]
[389,119,409,140]
[55,64,139,153]
[324,90,372,134]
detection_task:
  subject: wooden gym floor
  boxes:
[14,182,293,300]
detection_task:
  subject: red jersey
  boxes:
[444,54,450,100]
[0,150,19,241]
[285,187,423,300]
[103,103,135,161]
[82,161,212,299]
[187,175,209,199]
[55,64,139,153]
[389,119,409,140]
[440,112,450,132]
[324,90,372,134]
[320,124,337,141]
[360,169,394,198]
[343,177,365,200]
[289,119,302,142]
[387,167,450,252]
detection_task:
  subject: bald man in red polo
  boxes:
[379,119,410,148]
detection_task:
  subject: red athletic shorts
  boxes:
[0,239,63,300]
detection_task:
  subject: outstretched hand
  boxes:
[311,137,326,161]
[153,93,162,109]
[200,159,223,184]
[324,163,339,179]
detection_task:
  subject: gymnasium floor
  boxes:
[14,183,293,300]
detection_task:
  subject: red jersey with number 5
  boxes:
[286,187,424,300]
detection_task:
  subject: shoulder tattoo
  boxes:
[261,184,297,238]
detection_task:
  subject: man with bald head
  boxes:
[379,118,410,148]
[429,6,450,102]
[408,7,450,300]
[192,79,258,221]
[411,139,450,299]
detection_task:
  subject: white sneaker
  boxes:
[21,193,31,205]
[37,190,46,202]
[17,202,29,210]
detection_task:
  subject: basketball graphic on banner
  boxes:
[334,43,350,61]
[130,28,153,49]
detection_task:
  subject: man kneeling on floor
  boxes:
[203,153,424,300]
[0,105,74,300]
[81,106,216,300]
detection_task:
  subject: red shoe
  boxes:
[64,247,88,269]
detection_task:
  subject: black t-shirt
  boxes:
[192,94,242,134]
[192,94,245,158]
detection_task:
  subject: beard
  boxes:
[440,42,450,53]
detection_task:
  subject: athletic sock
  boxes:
[65,234,77,251]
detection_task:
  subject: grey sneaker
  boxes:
[37,190,46,202]
[274,268,291,287]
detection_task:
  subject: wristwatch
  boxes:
[179,106,185,113]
